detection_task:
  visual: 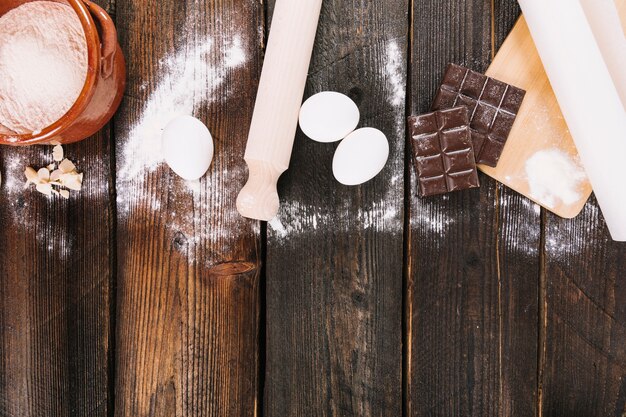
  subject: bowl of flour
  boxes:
[0,0,125,145]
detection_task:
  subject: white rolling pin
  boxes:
[237,0,323,221]
[580,0,626,108]
[518,0,626,241]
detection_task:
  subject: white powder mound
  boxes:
[0,1,87,134]
[525,149,587,208]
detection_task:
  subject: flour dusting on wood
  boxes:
[385,39,407,140]
[385,40,406,109]
[499,191,541,255]
[269,173,404,240]
[2,150,36,197]
[545,202,607,259]
[115,23,250,255]
[117,35,247,199]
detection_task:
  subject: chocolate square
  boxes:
[417,155,445,177]
[432,63,526,167]
[440,129,470,152]
[447,170,480,192]
[479,137,505,166]
[444,149,475,172]
[491,112,516,140]
[472,103,497,133]
[460,70,487,98]
[419,175,448,197]
[408,107,480,197]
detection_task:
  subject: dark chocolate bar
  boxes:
[408,106,480,197]
[432,63,526,167]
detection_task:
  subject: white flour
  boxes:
[545,203,607,259]
[0,1,87,134]
[525,149,587,208]
[116,35,247,214]
[385,40,405,109]
[269,199,400,239]
[268,174,404,240]
[113,21,250,261]
[2,151,33,199]
[385,39,407,140]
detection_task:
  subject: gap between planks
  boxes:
[491,4,505,416]
[403,0,416,416]
[537,210,548,417]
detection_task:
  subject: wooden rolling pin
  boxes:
[237,0,323,221]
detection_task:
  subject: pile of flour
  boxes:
[0,1,87,134]
[525,149,587,208]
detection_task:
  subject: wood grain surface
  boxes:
[0,1,114,415]
[541,198,626,416]
[0,1,624,417]
[264,0,407,416]
[407,0,500,414]
[492,3,541,416]
[113,0,263,415]
[407,0,540,415]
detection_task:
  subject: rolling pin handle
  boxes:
[236,160,283,221]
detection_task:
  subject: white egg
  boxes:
[299,91,360,143]
[162,115,214,181]
[332,127,389,186]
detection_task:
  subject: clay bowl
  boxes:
[0,0,125,146]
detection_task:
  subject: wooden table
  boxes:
[1,0,625,416]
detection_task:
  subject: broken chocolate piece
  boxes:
[408,106,480,197]
[432,63,526,167]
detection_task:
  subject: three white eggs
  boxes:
[161,91,389,186]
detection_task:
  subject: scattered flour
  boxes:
[2,151,32,197]
[525,149,587,209]
[545,203,607,259]
[268,217,288,239]
[384,39,407,141]
[268,194,402,240]
[498,191,541,255]
[0,147,80,260]
[385,40,406,108]
[224,37,246,68]
[113,15,251,261]
[115,30,248,221]
[117,35,246,194]
[410,201,454,235]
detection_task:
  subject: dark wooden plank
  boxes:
[492,2,540,417]
[408,1,496,415]
[113,0,263,415]
[541,197,626,416]
[0,115,113,416]
[264,1,407,416]
[408,0,538,415]
[0,132,114,417]
[0,129,114,416]
[0,1,115,415]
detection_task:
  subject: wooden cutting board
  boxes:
[482,0,625,218]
